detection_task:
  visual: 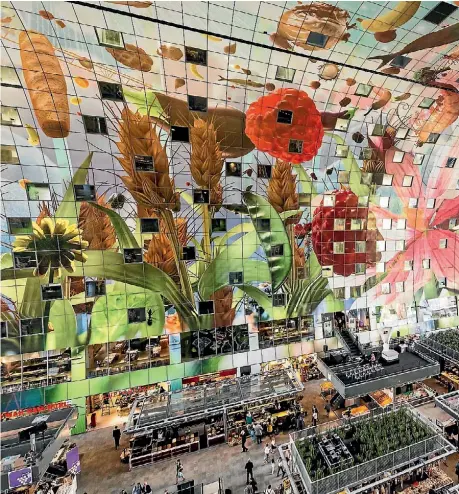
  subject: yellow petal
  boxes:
[55,219,69,234]
[39,218,54,236]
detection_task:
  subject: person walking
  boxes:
[265,484,275,494]
[244,484,254,494]
[132,483,142,494]
[324,401,332,418]
[245,458,254,484]
[113,425,121,450]
[176,459,184,484]
[246,410,253,425]
[270,436,276,453]
[254,423,263,444]
[277,456,286,477]
[264,443,270,463]
[143,481,152,493]
[271,458,275,475]
[241,428,248,452]
[312,410,318,427]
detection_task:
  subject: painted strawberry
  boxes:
[311,189,381,277]
[245,88,324,163]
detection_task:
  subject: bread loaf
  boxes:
[19,30,70,138]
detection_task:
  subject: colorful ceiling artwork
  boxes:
[1,1,459,405]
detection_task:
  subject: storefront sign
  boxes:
[8,467,32,489]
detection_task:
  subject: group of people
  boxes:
[119,481,152,494]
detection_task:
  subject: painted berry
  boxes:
[311,189,381,277]
[245,88,324,164]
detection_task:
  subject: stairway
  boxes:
[340,330,361,356]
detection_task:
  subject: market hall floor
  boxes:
[75,380,332,493]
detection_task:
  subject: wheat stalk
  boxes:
[79,194,116,250]
[144,234,179,282]
[267,159,299,225]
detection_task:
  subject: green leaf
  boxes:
[287,276,331,317]
[178,189,203,216]
[55,152,93,225]
[123,88,164,118]
[0,253,12,270]
[46,299,78,350]
[243,191,292,292]
[189,237,205,260]
[279,210,304,222]
[424,274,440,300]
[328,134,369,198]
[89,203,139,249]
[362,272,388,293]
[294,165,317,197]
[20,277,45,319]
[214,222,254,255]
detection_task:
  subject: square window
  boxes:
[193,189,209,204]
[277,109,293,124]
[257,165,272,178]
[85,280,106,297]
[334,288,345,300]
[446,157,457,168]
[225,161,242,177]
[26,183,51,201]
[13,251,37,270]
[351,219,363,230]
[360,148,374,160]
[355,263,366,275]
[335,118,349,132]
[426,198,436,209]
[95,28,124,48]
[275,66,295,82]
[422,259,431,269]
[273,293,286,307]
[413,154,424,165]
[188,95,208,112]
[20,318,43,336]
[396,281,404,293]
[83,115,107,134]
[338,171,350,183]
[382,174,393,186]
[336,145,349,157]
[391,55,411,68]
[355,241,366,253]
[0,66,21,87]
[423,2,457,24]
[380,197,390,207]
[376,262,385,273]
[396,128,409,139]
[323,195,335,207]
[288,139,303,154]
[1,144,19,164]
[361,172,373,186]
[355,84,373,97]
[270,244,284,257]
[358,196,369,207]
[306,31,329,47]
[426,133,440,144]
[393,151,405,163]
[123,248,143,264]
[41,283,63,301]
[322,266,333,278]
[449,218,457,230]
[396,240,405,251]
[8,217,32,235]
[404,260,413,271]
[419,97,435,109]
[350,286,361,298]
[0,321,7,338]
[140,218,159,233]
[182,246,196,261]
[128,307,146,324]
[256,218,270,231]
[98,81,124,101]
[439,238,448,249]
[377,240,386,252]
[185,46,207,66]
[438,277,447,288]
[229,271,243,285]
[171,126,190,142]
[382,219,392,229]
[402,175,413,187]
[372,124,386,136]
[134,155,154,172]
[408,198,418,208]
[211,218,227,232]
[333,242,345,254]
[74,184,96,202]
[381,283,391,295]
[1,106,22,126]
[334,218,345,231]
[397,219,406,229]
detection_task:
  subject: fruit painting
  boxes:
[1,0,458,407]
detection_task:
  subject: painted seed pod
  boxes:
[319,63,340,80]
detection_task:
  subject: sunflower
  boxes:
[13,217,89,277]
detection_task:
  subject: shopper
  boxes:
[277,457,286,477]
[370,352,376,365]
[270,436,276,453]
[241,428,249,452]
[132,483,142,494]
[254,423,263,444]
[264,443,270,463]
[143,481,152,493]
[244,484,254,494]
[113,425,121,449]
[324,401,332,418]
[245,458,254,483]
[176,459,184,484]
[312,410,318,427]
[246,410,253,425]
[267,420,273,436]
[265,484,275,494]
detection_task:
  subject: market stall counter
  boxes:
[124,369,303,469]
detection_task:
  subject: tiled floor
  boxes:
[75,380,329,494]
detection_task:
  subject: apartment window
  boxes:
[336,145,349,157]
[98,81,124,101]
[335,118,349,132]
[351,219,363,230]
[438,277,447,288]
[188,95,208,112]
[288,139,303,154]
[404,260,413,271]
[439,238,448,249]
[382,219,392,229]
[383,174,393,186]
[419,97,435,109]
[8,217,32,235]
[134,155,154,172]
[306,31,329,48]
[427,198,436,209]
[270,244,284,257]
[380,197,390,207]
[408,198,418,208]
[85,280,106,297]
[0,66,21,87]
[182,246,196,261]
[83,115,108,134]
[396,128,409,139]
[402,175,413,187]
[229,271,243,285]
[128,308,146,324]
[360,148,373,160]
[396,281,405,293]
[171,126,190,142]
[397,219,406,229]
[185,46,207,66]
[413,154,424,165]
[334,218,345,231]
[334,288,345,300]
[361,173,373,186]
[95,28,125,49]
[273,293,286,307]
[322,266,333,278]
[1,144,19,164]
[381,283,391,295]
[355,241,366,253]
[226,161,241,177]
[423,259,431,269]
[396,240,405,251]
[140,218,159,233]
[358,196,369,207]
[391,55,411,68]
[393,151,405,163]
[257,165,272,179]
[1,106,22,126]
[323,195,335,207]
[376,262,385,273]
[26,183,51,201]
[377,240,386,252]
[372,124,386,137]
[446,157,457,168]
[423,2,457,24]
[350,286,361,298]
[14,251,37,270]
[211,218,226,232]
[355,263,366,275]
[41,283,63,301]
[449,219,457,230]
[427,133,440,144]
[277,109,293,124]
[256,219,270,232]
[74,184,96,202]
[20,318,43,336]
[333,242,345,254]
[355,84,373,97]
[193,189,209,204]
[275,66,295,82]
[338,171,350,183]
[123,248,143,264]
